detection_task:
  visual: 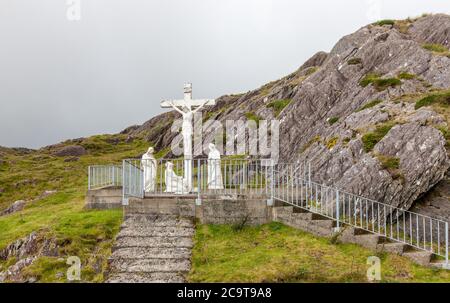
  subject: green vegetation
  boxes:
[422,44,450,56]
[189,223,450,282]
[300,136,321,154]
[415,91,450,110]
[266,99,292,117]
[245,112,262,126]
[361,122,395,152]
[398,72,416,80]
[328,117,339,125]
[356,99,383,112]
[377,155,400,170]
[0,134,149,282]
[326,137,339,150]
[305,67,319,76]
[360,73,402,91]
[347,58,362,65]
[373,19,395,26]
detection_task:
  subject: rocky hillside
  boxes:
[123,14,450,216]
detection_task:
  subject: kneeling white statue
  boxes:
[142,147,157,193]
[165,162,188,194]
[207,143,224,190]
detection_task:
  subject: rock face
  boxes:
[1,200,26,216]
[123,14,450,212]
[53,145,87,157]
[0,231,59,282]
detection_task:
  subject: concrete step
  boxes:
[107,272,186,283]
[109,258,191,273]
[122,217,194,228]
[291,212,314,221]
[376,242,408,254]
[119,226,195,237]
[110,247,191,259]
[114,236,194,249]
[403,250,434,266]
[273,206,293,215]
[354,234,383,249]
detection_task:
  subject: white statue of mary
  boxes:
[164,162,187,194]
[207,143,224,190]
[142,147,157,192]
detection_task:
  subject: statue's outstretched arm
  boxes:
[169,101,185,115]
[192,101,207,113]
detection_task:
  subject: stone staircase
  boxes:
[106,214,195,283]
[273,205,446,268]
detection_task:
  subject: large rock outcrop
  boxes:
[124,14,450,212]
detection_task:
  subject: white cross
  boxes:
[160,83,215,109]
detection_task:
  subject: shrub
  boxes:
[266,99,292,117]
[348,58,362,65]
[328,117,339,125]
[415,92,450,110]
[356,99,383,112]
[373,19,395,26]
[398,72,416,80]
[423,43,449,53]
[360,73,401,91]
[361,122,395,152]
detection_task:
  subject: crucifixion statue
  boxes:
[161,83,215,192]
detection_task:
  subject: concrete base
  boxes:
[85,187,122,209]
[124,195,272,225]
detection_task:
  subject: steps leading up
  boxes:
[273,204,447,269]
[106,214,195,283]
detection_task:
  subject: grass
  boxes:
[326,137,339,150]
[266,99,292,117]
[300,136,321,154]
[361,122,396,152]
[423,43,450,56]
[360,73,402,91]
[373,19,395,26]
[356,100,383,112]
[415,91,450,110]
[398,72,416,80]
[377,155,400,170]
[188,223,450,282]
[0,133,149,282]
[348,58,362,65]
[245,112,262,126]
[328,117,339,125]
[376,155,403,181]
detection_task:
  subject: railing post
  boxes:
[196,159,202,206]
[88,166,91,190]
[122,160,128,206]
[267,159,274,206]
[445,222,449,269]
[335,188,340,232]
[112,166,115,186]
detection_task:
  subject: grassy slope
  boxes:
[189,223,450,283]
[0,134,148,282]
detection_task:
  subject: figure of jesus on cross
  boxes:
[161,83,215,192]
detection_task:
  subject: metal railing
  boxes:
[88,165,122,190]
[122,158,273,200]
[272,164,449,267]
[88,158,449,267]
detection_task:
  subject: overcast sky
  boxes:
[0,0,449,148]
